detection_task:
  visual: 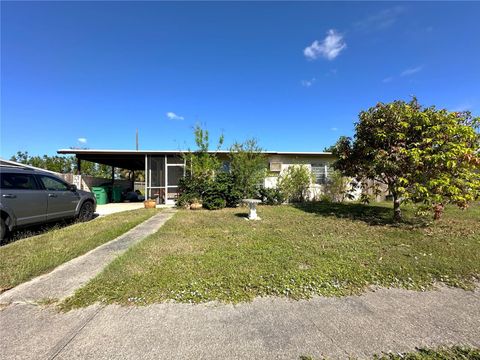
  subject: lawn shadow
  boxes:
[1,215,99,246]
[293,202,426,227]
[234,212,249,219]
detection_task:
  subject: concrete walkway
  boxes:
[1,286,479,359]
[95,203,174,216]
[0,209,177,304]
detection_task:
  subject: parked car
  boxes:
[0,165,96,241]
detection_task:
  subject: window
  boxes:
[38,176,69,191]
[220,161,230,172]
[311,163,333,185]
[0,173,39,190]
[269,162,282,172]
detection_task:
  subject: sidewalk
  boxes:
[1,285,479,359]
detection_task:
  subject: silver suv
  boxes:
[0,166,96,241]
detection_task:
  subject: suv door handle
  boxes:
[2,194,17,199]
[48,193,57,198]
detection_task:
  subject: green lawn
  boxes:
[0,209,158,292]
[300,346,480,359]
[62,202,479,308]
[373,346,480,359]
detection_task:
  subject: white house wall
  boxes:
[264,154,337,200]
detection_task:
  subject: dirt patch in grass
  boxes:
[62,202,479,308]
[0,209,158,292]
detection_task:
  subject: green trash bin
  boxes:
[112,186,122,203]
[92,186,109,205]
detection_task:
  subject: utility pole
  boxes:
[136,128,139,150]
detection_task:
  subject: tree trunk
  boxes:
[393,194,402,222]
[433,203,444,220]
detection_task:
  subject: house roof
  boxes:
[57,149,332,156]
[56,149,333,170]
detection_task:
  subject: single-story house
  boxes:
[58,149,340,204]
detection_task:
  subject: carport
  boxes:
[57,150,186,205]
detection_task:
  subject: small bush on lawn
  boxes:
[178,177,203,198]
[278,165,315,203]
[203,172,242,210]
[202,196,227,210]
[322,170,357,203]
[178,126,266,210]
[257,186,285,205]
[176,192,200,208]
[215,172,243,207]
[177,172,242,210]
[228,139,267,198]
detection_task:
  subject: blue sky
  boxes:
[1,1,479,158]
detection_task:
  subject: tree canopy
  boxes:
[10,151,116,179]
[183,125,224,182]
[333,98,480,221]
[228,139,266,198]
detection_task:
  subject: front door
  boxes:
[37,175,80,220]
[166,164,184,205]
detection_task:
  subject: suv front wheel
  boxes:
[77,201,94,222]
[0,217,7,242]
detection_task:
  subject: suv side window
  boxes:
[0,173,39,190]
[38,176,69,191]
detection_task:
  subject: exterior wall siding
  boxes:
[263,154,338,201]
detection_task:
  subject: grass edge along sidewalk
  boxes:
[0,208,159,292]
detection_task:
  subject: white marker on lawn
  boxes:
[242,199,262,220]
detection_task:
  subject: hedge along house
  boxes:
[57,149,337,204]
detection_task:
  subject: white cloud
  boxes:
[301,78,316,87]
[382,66,423,83]
[304,30,346,61]
[331,127,338,131]
[354,6,405,32]
[401,66,423,77]
[78,138,87,144]
[326,69,338,76]
[166,112,184,121]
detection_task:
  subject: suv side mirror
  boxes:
[69,184,77,192]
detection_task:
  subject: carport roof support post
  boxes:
[76,157,81,175]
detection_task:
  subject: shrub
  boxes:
[202,196,226,210]
[178,127,262,210]
[215,172,243,207]
[277,165,314,203]
[183,125,224,183]
[177,172,242,209]
[229,139,266,198]
[322,170,356,202]
[257,187,285,205]
[176,192,200,208]
[178,176,203,198]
